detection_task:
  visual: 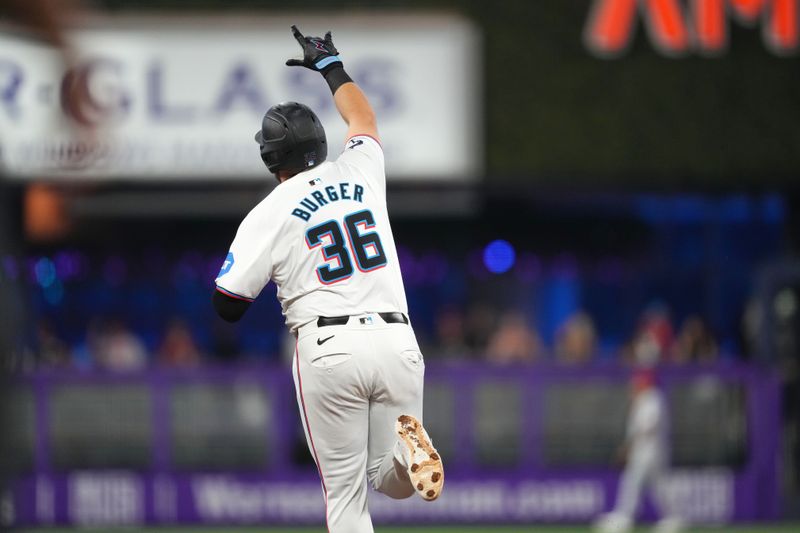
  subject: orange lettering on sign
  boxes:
[585,0,689,55]
[585,0,639,53]
[693,0,726,50]
[729,0,768,21]
[586,0,799,56]
[645,0,691,52]
[769,0,798,51]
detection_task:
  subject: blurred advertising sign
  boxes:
[3,364,779,527]
[68,472,144,526]
[585,0,799,57]
[3,471,739,526]
[0,15,481,182]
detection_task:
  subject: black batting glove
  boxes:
[285,25,343,74]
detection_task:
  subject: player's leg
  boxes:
[293,328,373,533]
[395,412,445,500]
[365,323,443,500]
[595,452,650,533]
[614,454,648,518]
[366,388,421,499]
[650,456,685,533]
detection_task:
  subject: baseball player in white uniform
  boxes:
[212,26,443,533]
[594,371,684,533]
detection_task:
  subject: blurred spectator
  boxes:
[464,302,496,352]
[34,319,71,368]
[486,311,543,364]
[622,303,675,366]
[670,315,719,364]
[94,318,147,372]
[555,310,598,365]
[432,306,471,359]
[158,318,201,367]
[70,317,98,370]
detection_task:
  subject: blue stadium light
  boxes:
[483,240,516,274]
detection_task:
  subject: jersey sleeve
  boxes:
[336,135,385,187]
[214,207,274,302]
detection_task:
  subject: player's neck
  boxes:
[277,170,297,183]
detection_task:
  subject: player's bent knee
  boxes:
[367,469,415,499]
[373,482,415,500]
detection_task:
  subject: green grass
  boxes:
[17,526,800,533]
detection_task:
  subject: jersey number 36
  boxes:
[305,209,388,284]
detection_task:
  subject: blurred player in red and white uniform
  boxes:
[594,370,685,533]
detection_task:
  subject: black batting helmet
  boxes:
[255,102,327,175]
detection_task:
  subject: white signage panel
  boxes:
[0,15,480,181]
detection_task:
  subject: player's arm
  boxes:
[212,290,250,323]
[285,25,379,143]
[333,83,379,143]
[212,208,273,323]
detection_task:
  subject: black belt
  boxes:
[317,312,408,327]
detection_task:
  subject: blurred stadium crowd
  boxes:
[13,277,724,372]
[7,192,779,372]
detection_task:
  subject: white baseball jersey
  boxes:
[215,135,408,332]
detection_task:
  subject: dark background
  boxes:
[96,0,800,188]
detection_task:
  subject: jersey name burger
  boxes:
[291,181,365,221]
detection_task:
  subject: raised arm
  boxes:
[285,25,379,143]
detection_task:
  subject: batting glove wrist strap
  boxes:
[323,65,353,95]
[315,55,342,71]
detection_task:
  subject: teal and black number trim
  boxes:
[305,210,388,285]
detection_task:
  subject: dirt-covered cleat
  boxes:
[396,414,444,501]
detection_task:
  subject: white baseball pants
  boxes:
[614,447,677,521]
[292,313,425,533]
